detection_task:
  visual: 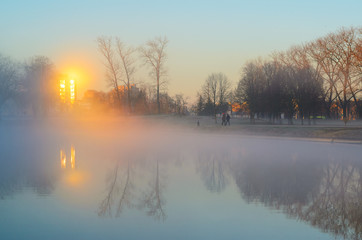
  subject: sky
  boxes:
[1,0,361,102]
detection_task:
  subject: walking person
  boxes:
[226,113,231,126]
[222,113,226,126]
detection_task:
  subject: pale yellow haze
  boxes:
[57,53,102,98]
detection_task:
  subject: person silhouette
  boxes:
[222,113,226,126]
[226,113,231,125]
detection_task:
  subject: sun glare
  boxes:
[57,53,98,92]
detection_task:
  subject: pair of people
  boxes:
[221,113,230,126]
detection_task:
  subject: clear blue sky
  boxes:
[1,0,361,100]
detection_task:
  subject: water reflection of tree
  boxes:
[0,159,58,199]
[233,155,362,239]
[0,176,21,199]
[197,151,228,193]
[234,155,322,207]
[139,160,166,221]
[287,160,362,240]
[27,171,56,196]
[98,160,134,217]
[98,153,168,221]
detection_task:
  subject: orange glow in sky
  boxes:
[56,53,103,98]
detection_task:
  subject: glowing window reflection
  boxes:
[70,145,75,169]
[60,145,76,169]
[60,149,66,168]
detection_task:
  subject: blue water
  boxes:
[0,120,361,240]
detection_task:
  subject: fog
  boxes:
[1,116,362,240]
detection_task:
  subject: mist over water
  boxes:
[1,116,361,240]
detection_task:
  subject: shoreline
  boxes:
[1,115,362,143]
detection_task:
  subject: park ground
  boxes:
[148,115,362,143]
[1,114,362,143]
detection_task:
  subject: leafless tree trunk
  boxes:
[174,94,187,116]
[24,56,56,117]
[139,37,168,114]
[218,73,232,106]
[307,40,340,119]
[0,55,19,112]
[206,74,218,122]
[309,27,361,121]
[201,73,231,123]
[116,38,136,113]
[236,61,266,124]
[97,37,122,111]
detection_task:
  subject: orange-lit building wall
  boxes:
[59,78,77,104]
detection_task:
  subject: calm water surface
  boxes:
[0,119,361,240]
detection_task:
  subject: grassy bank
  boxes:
[164,115,362,141]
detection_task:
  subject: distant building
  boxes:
[81,90,108,111]
[108,84,140,106]
[59,78,77,105]
[117,84,140,96]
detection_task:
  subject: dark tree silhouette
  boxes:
[139,37,169,114]
[0,54,19,112]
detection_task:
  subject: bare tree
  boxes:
[23,56,56,117]
[237,61,266,123]
[97,37,122,110]
[278,47,323,124]
[307,39,340,119]
[201,73,231,122]
[139,36,169,114]
[310,27,361,121]
[203,74,218,122]
[0,54,19,112]
[116,38,136,112]
[174,94,188,116]
[218,73,232,113]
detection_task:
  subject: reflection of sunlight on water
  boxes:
[59,145,88,187]
[60,145,76,169]
[64,171,87,187]
[71,145,75,169]
[60,149,66,168]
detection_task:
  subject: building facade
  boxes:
[59,78,77,106]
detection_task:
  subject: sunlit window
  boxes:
[59,78,76,104]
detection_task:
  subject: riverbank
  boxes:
[1,114,362,142]
[153,115,362,142]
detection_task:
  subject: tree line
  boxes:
[0,36,189,117]
[195,27,361,124]
[0,27,360,120]
[195,72,232,122]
